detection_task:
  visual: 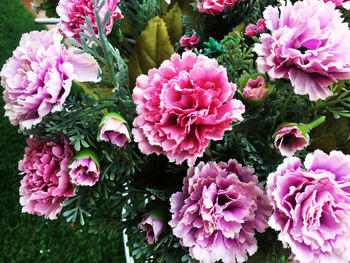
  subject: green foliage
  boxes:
[216,33,255,82]
[223,0,278,24]
[120,0,162,39]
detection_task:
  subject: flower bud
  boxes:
[239,74,272,105]
[138,211,165,244]
[245,19,267,38]
[99,113,131,147]
[180,30,200,51]
[243,76,269,100]
[274,125,309,157]
[68,149,100,186]
[274,117,326,157]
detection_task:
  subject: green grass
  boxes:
[0,1,125,262]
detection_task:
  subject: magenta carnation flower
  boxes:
[245,19,267,38]
[180,30,200,51]
[254,0,350,101]
[197,0,244,15]
[138,214,164,244]
[1,29,100,130]
[324,0,350,9]
[19,138,76,220]
[274,125,308,157]
[132,52,245,165]
[169,160,271,263]
[267,150,350,263]
[57,0,123,42]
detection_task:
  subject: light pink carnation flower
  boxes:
[1,29,100,130]
[197,0,244,15]
[180,30,200,51]
[57,0,123,42]
[274,125,308,157]
[19,138,76,220]
[99,113,131,147]
[254,0,350,101]
[68,150,100,186]
[138,214,164,244]
[267,150,350,263]
[169,160,271,263]
[242,76,268,100]
[132,52,245,166]
[324,0,350,9]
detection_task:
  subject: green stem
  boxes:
[93,0,118,88]
[301,116,326,131]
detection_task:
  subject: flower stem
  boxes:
[301,116,326,131]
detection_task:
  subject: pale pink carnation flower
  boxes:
[1,29,100,130]
[138,215,164,244]
[245,19,267,38]
[274,125,308,157]
[68,157,100,186]
[242,76,268,100]
[19,138,76,220]
[169,160,271,263]
[254,0,350,101]
[99,114,131,147]
[267,150,350,263]
[324,0,350,9]
[180,30,200,51]
[197,0,244,15]
[132,51,245,166]
[57,0,123,42]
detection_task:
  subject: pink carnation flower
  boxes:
[138,214,164,244]
[99,113,131,147]
[245,19,267,38]
[19,138,76,220]
[0,29,100,130]
[324,0,350,9]
[57,0,123,42]
[197,0,244,15]
[180,30,200,51]
[267,150,350,263]
[132,52,245,165]
[68,150,100,186]
[169,160,271,263]
[254,0,350,101]
[242,76,268,100]
[274,125,308,157]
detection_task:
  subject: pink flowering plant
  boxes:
[3,0,350,262]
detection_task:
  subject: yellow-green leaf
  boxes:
[223,22,247,42]
[79,82,114,100]
[163,3,183,45]
[160,0,169,14]
[128,16,175,89]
